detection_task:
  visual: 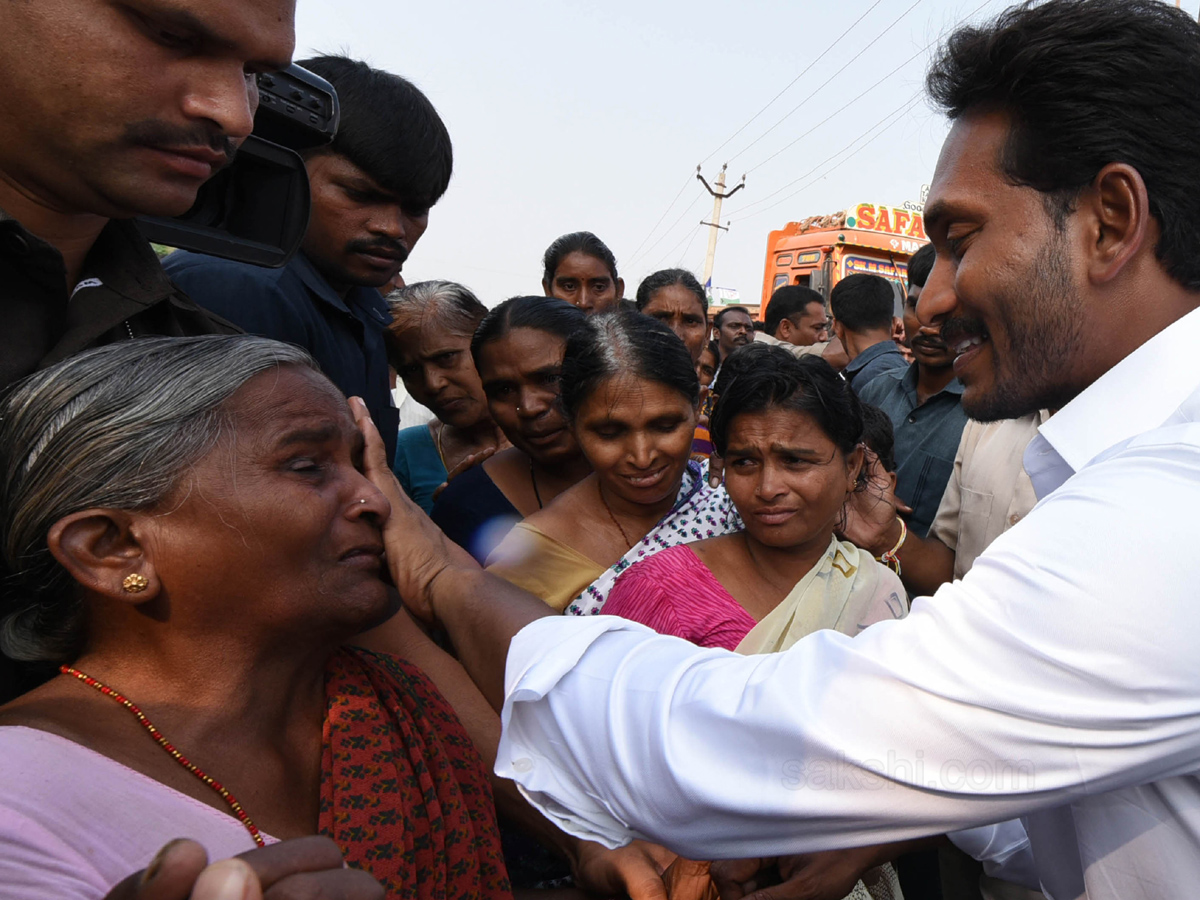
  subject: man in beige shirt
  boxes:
[930,411,1051,580]
[843,410,1051,597]
[754,284,850,368]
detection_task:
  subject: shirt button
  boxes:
[512,758,534,774]
[907,415,916,423]
[1009,513,1021,525]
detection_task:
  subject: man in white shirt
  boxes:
[376,2,1200,898]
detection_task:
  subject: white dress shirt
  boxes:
[497,306,1200,900]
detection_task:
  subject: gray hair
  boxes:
[385,280,488,352]
[0,335,317,662]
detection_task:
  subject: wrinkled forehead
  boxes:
[220,365,354,446]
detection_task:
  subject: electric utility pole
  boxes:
[697,163,745,287]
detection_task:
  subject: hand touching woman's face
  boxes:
[572,374,698,508]
[144,366,398,643]
[722,406,863,556]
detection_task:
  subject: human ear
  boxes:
[615,277,626,300]
[46,510,159,604]
[846,445,866,492]
[778,318,794,341]
[1084,163,1150,285]
[542,277,554,298]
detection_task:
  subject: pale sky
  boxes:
[294,0,1199,309]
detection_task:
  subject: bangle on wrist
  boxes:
[876,516,907,576]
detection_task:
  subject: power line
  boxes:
[625,172,696,267]
[676,224,705,270]
[699,0,885,167]
[727,98,923,225]
[651,224,703,273]
[628,193,706,270]
[725,90,923,220]
[733,0,923,171]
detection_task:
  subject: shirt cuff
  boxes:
[497,616,652,849]
[949,820,1039,890]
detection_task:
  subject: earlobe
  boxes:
[47,510,159,605]
[847,445,866,492]
[1087,163,1150,284]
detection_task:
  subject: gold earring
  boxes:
[122,573,149,594]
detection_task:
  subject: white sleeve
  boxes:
[949,821,1039,890]
[497,435,1200,859]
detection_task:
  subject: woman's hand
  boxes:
[431,446,497,502]
[103,837,383,900]
[710,847,882,900]
[837,447,911,557]
[570,839,676,900]
[663,857,719,900]
[350,397,479,623]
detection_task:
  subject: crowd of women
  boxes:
[0,228,916,900]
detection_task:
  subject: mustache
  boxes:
[911,334,950,351]
[940,316,989,348]
[123,119,238,161]
[347,238,409,265]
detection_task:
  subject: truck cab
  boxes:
[761,202,929,321]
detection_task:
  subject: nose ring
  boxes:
[359,499,367,505]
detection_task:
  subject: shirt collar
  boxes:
[1037,304,1200,473]
[899,361,965,397]
[291,251,391,324]
[845,339,901,374]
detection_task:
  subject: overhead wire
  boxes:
[625,172,696,268]
[727,97,925,224]
[627,193,707,270]
[730,0,998,197]
[732,0,923,170]
[699,0,886,167]
[651,225,704,273]
[675,224,707,271]
[725,90,924,219]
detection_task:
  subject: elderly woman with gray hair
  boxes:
[0,335,670,900]
[386,281,510,513]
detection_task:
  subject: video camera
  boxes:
[136,65,339,268]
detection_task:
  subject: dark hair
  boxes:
[542,232,618,283]
[906,243,936,291]
[859,402,896,472]
[710,344,864,459]
[926,0,1200,289]
[830,275,894,333]
[635,269,707,317]
[559,311,699,420]
[299,55,452,213]
[765,285,825,336]
[713,306,751,328]
[470,296,586,368]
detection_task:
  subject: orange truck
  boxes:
[760,202,929,319]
